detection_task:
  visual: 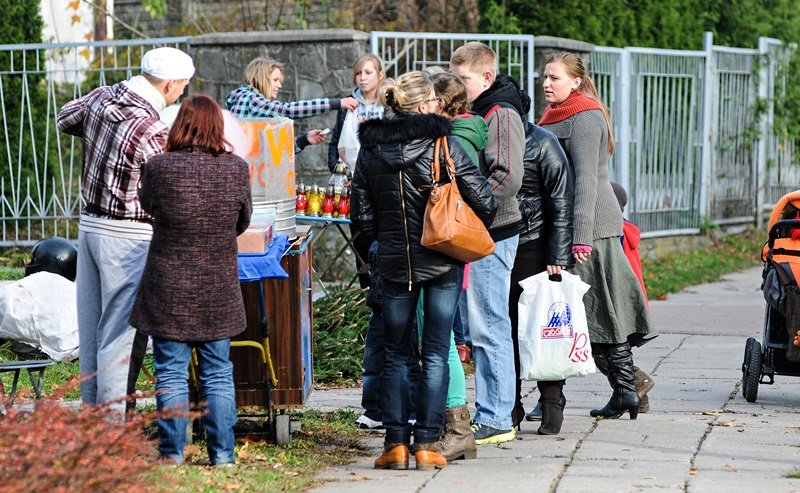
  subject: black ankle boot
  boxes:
[590,343,640,420]
[511,402,525,431]
[537,380,566,435]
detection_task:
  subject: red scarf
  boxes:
[538,91,603,125]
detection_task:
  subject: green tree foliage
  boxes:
[479,0,800,140]
[479,0,800,49]
[141,0,168,20]
[0,0,49,191]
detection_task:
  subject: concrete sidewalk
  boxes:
[304,266,800,492]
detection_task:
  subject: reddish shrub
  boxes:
[0,381,160,493]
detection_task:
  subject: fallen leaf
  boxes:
[718,421,737,427]
[354,476,369,481]
[702,410,723,416]
[184,444,203,458]
[724,464,737,472]
[689,469,700,475]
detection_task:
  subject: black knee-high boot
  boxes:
[537,380,566,435]
[595,350,654,414]
[590,343,640,420]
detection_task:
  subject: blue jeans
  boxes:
[468,235,519,430]
[153,337,237,465]
[453,289,469,346]
[362,308,421,421]
[381,267,462,445]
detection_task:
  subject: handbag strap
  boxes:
[431,137,442,183]
[440,137,457,180]
[431,137,457,185]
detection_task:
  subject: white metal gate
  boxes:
[0,37,189,246]
[370,31,536,121]
[591,34,799,236]
[591,47,707,235]
[708,44,759,225]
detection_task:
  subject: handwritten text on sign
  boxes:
[238,118,296,201]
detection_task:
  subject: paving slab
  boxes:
[306,267,800,493]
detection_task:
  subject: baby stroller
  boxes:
[742,190,800,402]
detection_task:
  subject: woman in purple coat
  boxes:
[130,94,252,465]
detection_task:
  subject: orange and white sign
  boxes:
[236,118,296,201]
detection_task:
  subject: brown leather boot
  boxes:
[413,442,447,470]
[634,368,655,413]
[374,443,409,470]
[439,404,477,461]
[639,395,650,413]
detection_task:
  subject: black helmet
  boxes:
[25,237,78,282]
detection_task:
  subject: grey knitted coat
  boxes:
[541,109,622,246]
[130,149,253,342]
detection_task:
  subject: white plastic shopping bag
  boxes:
[337,109,361,167]
[517,270,596,381]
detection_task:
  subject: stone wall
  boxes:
[189,29,370,184]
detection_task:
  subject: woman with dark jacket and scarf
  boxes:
[539,53,657,420]
[352,71,497,471]
[503,78,575,435]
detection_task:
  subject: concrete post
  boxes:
[532,36,594,122]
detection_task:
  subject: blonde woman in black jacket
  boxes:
[351,71,496,471]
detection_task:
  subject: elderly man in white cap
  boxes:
[57,46,194,419]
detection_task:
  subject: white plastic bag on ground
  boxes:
[517,270,596,381]
[0,272,78,361]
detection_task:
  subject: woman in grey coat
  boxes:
[130,94,252,465]
[539,53,657,420]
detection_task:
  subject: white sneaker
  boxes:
[355,414,384,430]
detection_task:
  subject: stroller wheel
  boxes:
[742,337,762,403]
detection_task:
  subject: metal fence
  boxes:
[370,31,536,121]
[0,37,188,246]
[590,33,799,236]
[1,32,798,246]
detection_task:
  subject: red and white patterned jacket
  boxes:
[57,82,168,223]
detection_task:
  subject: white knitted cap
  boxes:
[141,47,195,80]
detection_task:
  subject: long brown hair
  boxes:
[546,53,615,155]
[431,72,470,117]
[167,94,231,156]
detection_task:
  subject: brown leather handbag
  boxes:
[420,137,495,263]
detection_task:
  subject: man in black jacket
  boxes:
[506,79,575,434]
